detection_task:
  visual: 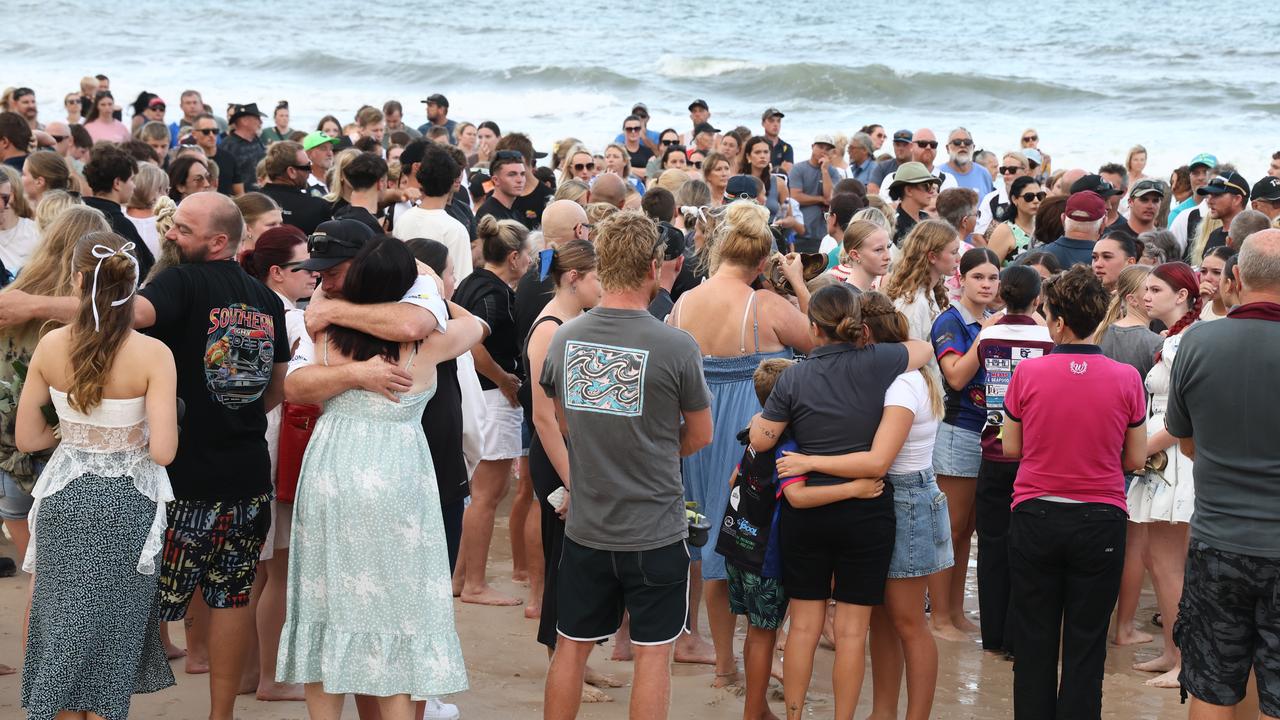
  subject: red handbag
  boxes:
[275,402,321,503]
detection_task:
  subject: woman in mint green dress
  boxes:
[277,237,485,720]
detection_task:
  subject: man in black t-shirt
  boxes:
[259,140,333,233]
[475,151,529,227]
[81,143,157,280]
[494,133,554,230]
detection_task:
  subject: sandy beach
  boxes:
[0,493,1187,719]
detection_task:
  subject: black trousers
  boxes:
[975,459,1019,652]
[1009,499,1126,720]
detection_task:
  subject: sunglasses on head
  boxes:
[573,162,596,172]
[1020,191,1048,202]
[950,138,973,147]
[915,140,938,149]
[1022,135,1038,143]
[998,165,1022,175]
[307,232,362,255]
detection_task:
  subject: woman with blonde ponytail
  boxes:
[15,232,178,720]
[667,199,815,688]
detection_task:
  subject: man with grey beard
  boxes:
[940,127,994,198]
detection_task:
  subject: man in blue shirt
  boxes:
[940,127,993,198]
[615,102,661,148]
[1042,191,1106,268]
[416,93,457,143]
[788,135,841,252]
[846,132,877,185]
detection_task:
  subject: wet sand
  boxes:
[0,500,1187,719]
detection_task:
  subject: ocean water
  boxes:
[5,0,1277,179]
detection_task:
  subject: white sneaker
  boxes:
[423,697,460,720]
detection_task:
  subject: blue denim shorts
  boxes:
[0,469,35,521]
[886,468,955,578]
[932,422,982,478]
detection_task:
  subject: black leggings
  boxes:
[440,498,465,575]
[529,434,565,649]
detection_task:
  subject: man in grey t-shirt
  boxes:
[1165,228,1280,717]
[787,135,841,253]
[540,210,711,720]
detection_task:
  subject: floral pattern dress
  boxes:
[276,379,468,699]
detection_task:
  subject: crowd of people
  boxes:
[1,76,1280,720]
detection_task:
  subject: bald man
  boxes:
[1052,168,1088,197]
[514,200,591,348]
[590,173,627,209]
[43,120,72,158]
[541,199,590,246]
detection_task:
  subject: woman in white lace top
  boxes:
[15,231,179,720]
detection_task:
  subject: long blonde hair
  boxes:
[1092,264,1153,342]
[860,291,944,418]
[323,148,360,203]
[4,206,111,342]
[882,219,954,311]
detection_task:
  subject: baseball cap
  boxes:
[1020,148,1043,167]
[1065,191,1107,222]
[892,129,913,144]
[422,93,449,107]
[1129,178,1166,200]
[812,133,836,148]
[761,107,785,121]
[297,220,375,272]
[1070,174,1122,198]
[229,103,266,122]
[1197,171,1250,198]
[688,98,709,112]
[302,131,340,152]
[656,221,687,260]
[1188,153,1217,170]
[1251,176,1280,202]
[693,121,720,135]
[631,102,649,118]
[725,175,760,200]
[147,97,166,109]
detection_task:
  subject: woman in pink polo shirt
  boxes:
[1000,265,1148,719]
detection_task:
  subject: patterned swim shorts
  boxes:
[727,564,788,630]
[158,493,271,620]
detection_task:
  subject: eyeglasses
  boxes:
[572,162,596,172]
[950,138,973,147]
[915,140,938,149]
[998,165,1023,175]
[661,139,679,146]
[1022,135,1038,143]
[624,126,642,133]
[1019,191,1048,202]
[195,128,218,135]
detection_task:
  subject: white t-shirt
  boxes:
[884,371,939,475]
[125,214,162,260]
[392,207,474,282]
[0,217,41,279]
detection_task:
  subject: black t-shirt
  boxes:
[140,260,288,501]
[447,192,476,240]
[511,183,555,230]
[629,144,654,171]
[83,196,156,281]
[423,306,468,505]
[894,206,926,245]
[212,151,238,195]
[261,183,334,234]
[475,195,523,227]
[331,203,382,233]
[514,269,556,412]
[453,267,518,391]
[1204,227,1229,256]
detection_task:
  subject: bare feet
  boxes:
[459,586,522,607]
[711,670,742,689]
[0,662,15,676]
[930,622,972,643]
[611,638,633,662]
[238,673,259,695]
[581,684,613,703]
[1112,626,1154,646]
[771,657,784,682]
[953,614,980,634]
[1133,654,1177,673]
[1145,667,1182,688]
[511,571,530,585]
[584,665,624,689]
[184,656,210,674]
[820,606,837,650]
[163,642,187,660]
[257,681,306,701]
[524,604,541,619]
[673,632,716,665]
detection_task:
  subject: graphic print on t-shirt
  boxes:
[982,344,1045,426]
[205,303,277,408]
[562,340,647,417]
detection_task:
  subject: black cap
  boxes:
[693,121,720,135]
[656,222,687,260]
[1197,171,1250,198]
[725,175,760,200]
[421,93,449,107]
[1252,176,1280,202]
[1070,174,1122,198]
[688,98,709,111]
[229,103,266,122]
[298,220,375,272]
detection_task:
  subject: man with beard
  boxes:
[1196,171,1251,259]
[222,103,268,194]
[0,192,289,720]
[302,131,339,197]
[11,88,40,131]
[1108,179,1163,237]
[877,128,958,201]
[940,127,993,197]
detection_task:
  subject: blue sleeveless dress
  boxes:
[277,346,467,699]
[677,292,791,581]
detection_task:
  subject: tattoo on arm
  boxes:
[763,428,778,439]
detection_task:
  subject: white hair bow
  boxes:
[89,242,139,331]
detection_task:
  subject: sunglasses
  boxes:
[691,161,703,168]
[950,138,973,147]
[49,134,69,143]
[661,139,679,146]
[915,140,938,149]
[293,163,313,172]
[195,128,218,135]
[624,126,642,132]
[64,98,79,105]
[1019,191,1048,202]
[1022,135,1038,142]
[149,105,166,112]
[998,165,1023,175]
[307,232,362,255]
[573,162,596,172]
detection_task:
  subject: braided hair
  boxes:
[1151,261,1202,362]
